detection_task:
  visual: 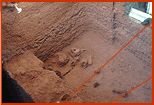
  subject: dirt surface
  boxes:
[3,51,83,103]
[2,2,152,103]
[2,2,88,61]
[51,31,152,103]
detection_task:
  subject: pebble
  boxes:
[94,82,100,88]
[48,66,53,70]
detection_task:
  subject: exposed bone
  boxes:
[87,55,93,65]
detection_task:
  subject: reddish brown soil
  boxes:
[2,2,152,103]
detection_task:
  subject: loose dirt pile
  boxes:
[2,2,152,103]
[4,51,83,103]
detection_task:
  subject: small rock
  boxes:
[71,47,80,54]
[70,60,76,67]
[55,71,63,79]
[61,94,70,101]
[69,47,84,57]
[94,70,100,74]
[70,56,81,67]
[74,56,80,62]
[55,71,61,77]
[81,59,88,69]
[56,52,69,67]
[123,93,128,98]
[94,82,100,88]
[56,101,60,103]
[112,90,125,94]
[102,6,107,9]
[80,49,86,52]
[80,55,93,68]
[87,55,92,65]
[48,66,53,70]
[112,89,128,98]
